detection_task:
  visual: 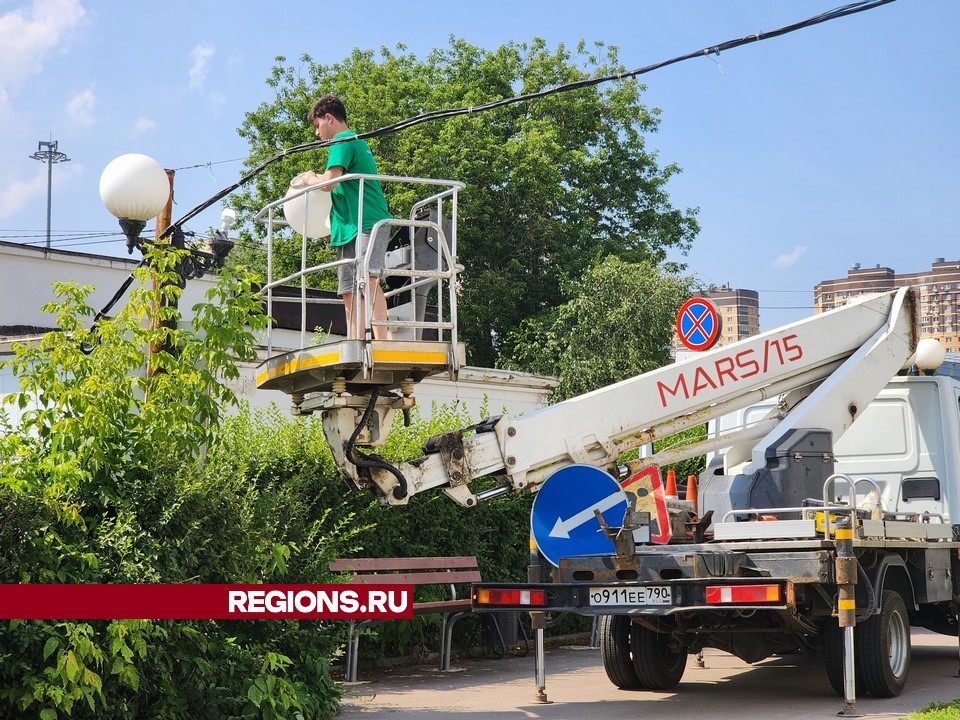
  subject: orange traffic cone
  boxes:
[665,469,678,499]
[686,474,698,513]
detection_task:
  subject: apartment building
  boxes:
[814,258,960,350]
[708,284,761,346]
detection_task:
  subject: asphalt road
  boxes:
[340,630,960,719]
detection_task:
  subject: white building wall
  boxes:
[0,241,215,331]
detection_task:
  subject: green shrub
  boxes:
[908,700,960,720]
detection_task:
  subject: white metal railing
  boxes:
[254,174,464,354]
[718,473,893,539]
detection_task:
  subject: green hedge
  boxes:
[0,420,355,719]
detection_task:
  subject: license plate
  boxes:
[588,586,672,607]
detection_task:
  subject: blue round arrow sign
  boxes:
[531,464,628,567]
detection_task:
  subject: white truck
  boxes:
[255,181,958,710]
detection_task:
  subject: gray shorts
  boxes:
[336,225,391,295]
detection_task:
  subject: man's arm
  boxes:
[298,165,344,191]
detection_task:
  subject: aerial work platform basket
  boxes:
[253,174,466,417]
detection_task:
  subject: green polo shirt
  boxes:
[326,130,392,247]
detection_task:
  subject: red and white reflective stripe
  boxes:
[705,584,782,604]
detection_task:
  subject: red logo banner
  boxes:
[0,584,414,620]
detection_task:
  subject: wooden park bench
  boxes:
[329,555,481,682]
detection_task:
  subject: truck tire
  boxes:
[857,590,910,697]
[598,615,643,689]
[630,623,686,691]
[823,590,911,698]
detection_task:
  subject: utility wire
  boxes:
[2,230,144,252]
[86,0,897,331]
[29,237,130,251]
[10,232,122,246]
[171,157,247,172]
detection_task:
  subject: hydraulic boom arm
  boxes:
[325,288,917,507]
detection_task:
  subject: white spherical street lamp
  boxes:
[99,153,234,273]
[99,154,171,253]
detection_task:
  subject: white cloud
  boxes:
[0,172,46,219]
[134,117,156,136]
[0,161,82,219]
[0,159,83,221]
[66,86,95,126]
[189,43,215,91]
[773,245,808,269]
[0,0,87,92]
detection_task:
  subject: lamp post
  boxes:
[99,153,236,374]
[98,153,234,275]
[29,139,70,249]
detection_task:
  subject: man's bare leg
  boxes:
[342,279,387,340]
[369,277,389,340]
[342,291,359,339]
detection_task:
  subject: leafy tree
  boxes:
[232,38,699,367]
[503,256,694,401]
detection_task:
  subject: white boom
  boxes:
[324,287,918,507]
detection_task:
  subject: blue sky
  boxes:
[1,0,957,330]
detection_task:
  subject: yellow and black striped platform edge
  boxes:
[256,340,461,390]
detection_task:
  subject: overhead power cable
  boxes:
[0,231,123,250]
[172,157,247,172]
[86,0,896,333]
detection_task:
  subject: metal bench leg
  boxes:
[345,620,360,682]
[439,613,450,671]
[440,610,471,671]
[490,613,507,657]
[345,620,373,682]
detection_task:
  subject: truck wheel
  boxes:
[630,623,686,691]
[857,590,911,697]
[598,615,643,689]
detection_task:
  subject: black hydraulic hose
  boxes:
[344,388,409,500]
[855,560,877,622]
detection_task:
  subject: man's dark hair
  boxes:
[308,94,347,124]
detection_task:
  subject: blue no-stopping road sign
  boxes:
[676,297,721,351]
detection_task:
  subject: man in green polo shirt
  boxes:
[301,94,393,340]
